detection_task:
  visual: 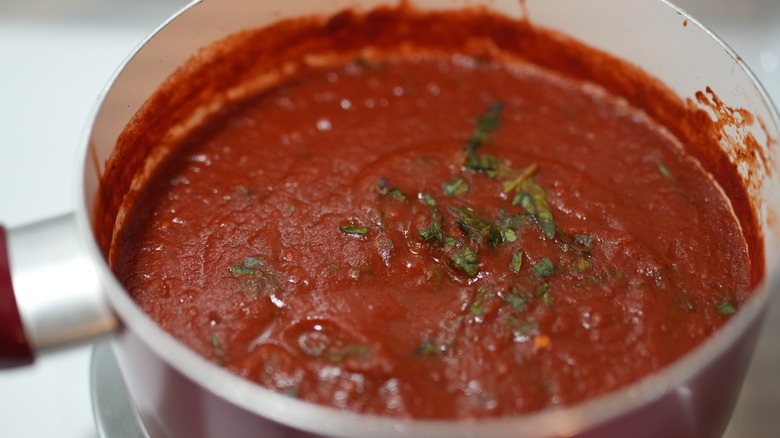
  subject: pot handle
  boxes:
[0,225,31,367]
[0,214,118,368]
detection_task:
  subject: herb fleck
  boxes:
[469,303,484,316]
[340,224,370,235]
[444,236,458,252]
[419,209,445,242]
[443,178,470,197]
[327,344,372,363]
[575,257,591,272]
[464,102,505,173]
[717,299,737,316]
[510,250,524,274]
[502,288,527,312]
[419,192,438,206]
[210,334,225,364]
[450,245,480,277]
[536,282,551,305]
[447,206,503,247]
[574,234,594,247]
[415,340,448,357]
[374,178,406,200]
[513,178,556,239]
[533,257,555,278]
[229,256,283,297]
[502,163,539,193]
[658,162,675,181]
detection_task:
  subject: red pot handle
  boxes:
[0,225,33,368]
[0,215,119,368]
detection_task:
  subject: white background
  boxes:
[0,2,189,437]
[0,0,778,437]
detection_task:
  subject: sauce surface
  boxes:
[111,8,756,419]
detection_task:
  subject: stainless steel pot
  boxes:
[1,0,779,437]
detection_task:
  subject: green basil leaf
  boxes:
[340,224,370,235]
[443,178,470,197]
[510,250,524,274]
[533,257,555,278]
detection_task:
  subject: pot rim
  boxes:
[72,0,780,436]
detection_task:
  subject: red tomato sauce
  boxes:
[109,7,758,419]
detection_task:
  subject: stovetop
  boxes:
[0,1,778,437]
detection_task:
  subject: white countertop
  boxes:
[0,2,189,437]
[0,1,777,437]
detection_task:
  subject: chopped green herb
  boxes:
[299,330,373,363]
[486,227,504,248]
[658,162,675,181]
[717,299,737,315]
[243,257,262,268]
[502,289,527,312]
[419,192,438,206]
[513,178,556,239]
[536,283,551,305]
[469,303,484,316]
[465,102,504,170]
[210,334,225,363]
[374,178,407,200]
[556,232,593,256]
[415,340,448,357]
[340,224,370,235]
[326,344,372,363]
[443,178,470,196]
[462,216,502,247]
[502,163,539,193]
[419,209,445,242]
[503,228,518,243]
[450,245,480,277]
[477,103,503,129]
[497,210,529,242]
[575,257,591,272]
[444,236,458,252]
[230,257,266,276]
[471,154,513,178]
[230,265,256,276]
[387,187,406,200]
[573,234,594,247]
[229,256,283,297]
[533,257,555,278]
[510,250,524,274]
[447,206,503,247]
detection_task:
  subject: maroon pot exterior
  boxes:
[111,308,765,438]
[113,329,326,438]
[575,309,765,438]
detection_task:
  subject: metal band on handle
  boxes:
[3,214,117,360]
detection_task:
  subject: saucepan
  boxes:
[1,0,779,437]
